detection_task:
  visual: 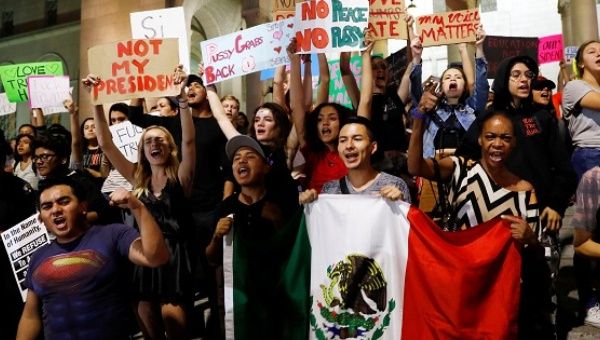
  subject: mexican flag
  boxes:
[224,195,522,339]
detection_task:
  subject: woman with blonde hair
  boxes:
[84,65,195,339]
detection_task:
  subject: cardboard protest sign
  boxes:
[483,35,538,78]
[538,34,563,65]
[294,0,369,53]
[88,38,179,104]
[0,93,16,116]
[201,18,295,85]
[274,0,299,11]
[274,10,295,21]
[416,8,479,47]
[130,7,190,72]
[27,76,70,109]
[109,120,144,163]
[328,54,362,108]
[0,62,64,103]
[368,0,408,40]
[2,213,50,302]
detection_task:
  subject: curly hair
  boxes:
[305,102,354,153]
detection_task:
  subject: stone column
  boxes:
[558,0,574,47]
[570,0,598,46]
[79,0,165,116]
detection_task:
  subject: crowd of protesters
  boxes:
[1,11,600,340]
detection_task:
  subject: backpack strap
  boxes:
[339,177,350,194]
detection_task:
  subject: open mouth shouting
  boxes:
[53,216,67,232]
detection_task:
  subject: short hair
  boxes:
[38,176,86,208]
[340,115,376,142]
[478,110,515,135]
[221,95,240,107]
[33,132,71,161]
[109,102,129,115]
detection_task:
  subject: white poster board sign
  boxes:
[200,18,295,85]
[0,93,17,116]
[109,120,144,163]
[27,76,70,109]
[130,7,190,72]
[2,214,50,302]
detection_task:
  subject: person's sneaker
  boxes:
[585,304,600,328]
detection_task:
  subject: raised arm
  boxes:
[302,54,313,112]
[465,25,490,113]
[340,52,360,109]
[273,65,287,108]
[65,97,82,167]
[316,53,330,106]
[288,38,307,148]
[409,37,424,107]
[206,86,241,140]
[357,33,374,119]
[83,74,136,184]
[174,66,196,196]
[109,188,169,267]
[16,290,42,340]
[31,108,45,128]
[458,43,475,95]
[398,14,417,103]
[407,91,454,180]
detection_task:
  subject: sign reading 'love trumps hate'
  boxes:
[0,62,64,103]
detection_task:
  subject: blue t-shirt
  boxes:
[25,224,139,340]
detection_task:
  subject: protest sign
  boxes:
[538,34,563,65]
[109,120,144,163]
[274,10,295,21]
[0,62,64,103]
[27,76,70,109]
[88,38,179,104]
[294,0,369,53]
[201,18,295,85]
[416,8,479,47]
[130,7,190,72]
[328,54,362,108]
[368,0,408,40]
[564,45,577,63]
[0,93,16,116]
[386,46,407,87]
[483,35,538,78]
[2,213,50,302]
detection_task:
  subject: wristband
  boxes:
[410,107,428,120]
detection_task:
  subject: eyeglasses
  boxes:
[509,70,535,80]
[32,153,56,163]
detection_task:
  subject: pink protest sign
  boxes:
[538,34,563,65]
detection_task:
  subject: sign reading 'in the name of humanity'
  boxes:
[2,214,50,302]
[416,8,479,47]
[87,38,179,105]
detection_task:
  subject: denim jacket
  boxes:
[410,57,489,158]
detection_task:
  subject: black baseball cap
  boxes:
[225,135,266,161]
[186,74,204,87]
[532,76,556,90]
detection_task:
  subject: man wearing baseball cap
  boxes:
[205,135,302,338]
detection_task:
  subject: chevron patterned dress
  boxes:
[446,156,540,236]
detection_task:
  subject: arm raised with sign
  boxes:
[174,65,196,197]
[357,32,374,119]
[316,53,330,107]
[65,98,83,169]
[84,74,137,184]
[288,38,306,149]
[340,51,360,110]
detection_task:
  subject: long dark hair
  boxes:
[13,134,35,163]
[305,102,354,153]
[249,102,291,151]
[79,117,97,153]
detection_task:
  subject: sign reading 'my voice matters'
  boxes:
[0,62,64,103]
[416,8,479,47]
[368,0,408,40]
[130,7,190,72]
[294,0,369,53]
[201,18,295,85]
[88,38,179,105]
